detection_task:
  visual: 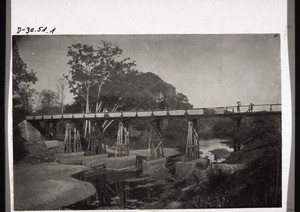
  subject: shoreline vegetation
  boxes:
[143,144,281,209]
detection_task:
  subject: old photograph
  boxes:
[12,34,282,210]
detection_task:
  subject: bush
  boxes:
[195,162,206,170]
[206,165,234,192]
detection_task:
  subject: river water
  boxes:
[199,138,234,163]
[66,138,234,209]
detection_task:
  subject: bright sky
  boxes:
[14,34,281,108]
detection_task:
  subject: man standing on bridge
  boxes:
[248,103,254,112]
[237,101,241,113]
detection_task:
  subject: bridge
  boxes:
[26,103,281,121]
[24,103,281,174]
[22,103,282,207]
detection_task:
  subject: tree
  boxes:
[65,41,136,113]
[64,41,136,137]
[34,89,60,115]
[56,78,68,114]
[12,41,37,112]
[40,89,59,108]
[176,93,191,109]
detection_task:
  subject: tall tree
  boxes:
[12,41,37,112]
[65,43,96,114]
[64,41,136,137]
[56,78,68,114]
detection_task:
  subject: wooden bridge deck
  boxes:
[26,104,281,121]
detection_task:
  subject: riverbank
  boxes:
[13,162,96,210]
[144,142,281,209]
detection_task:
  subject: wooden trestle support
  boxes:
[115,121,130,157]
[147,120,165,160]
[185,119,200,162]
[86,121,107,155]
[232,117,242,151]
[64,123,82,153]
[44,121,57,140]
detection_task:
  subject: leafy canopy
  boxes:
[65,41,136,112]
[13,41,37,94]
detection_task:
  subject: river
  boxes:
[199,138,234,163]
[65,138,234,209]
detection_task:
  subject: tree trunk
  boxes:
[95,81,104,114]
[84,89,90,139]
[61,98,64,114]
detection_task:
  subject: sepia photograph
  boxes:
[11,34,282,210]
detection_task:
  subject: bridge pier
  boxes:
[147,119,165,160]
[175,118,209,175]
[86,121,107,155]
[63,123,82,153]
[232,117,242,151]
[82,121,108,167]
[56,123,85,164]
[142,119,166,174]
[115,121,130,157]
[106,121,136,170]
[185,118,200,162]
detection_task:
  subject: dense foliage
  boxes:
[13,41,37,113]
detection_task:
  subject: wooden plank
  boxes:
[187,144,200,148]
[149,139,163,142]
[151,140,163,157]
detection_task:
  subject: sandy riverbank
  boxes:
[13,162,96,210]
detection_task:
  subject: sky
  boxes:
[14,34,281,108]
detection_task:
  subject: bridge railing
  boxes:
[232,104,281,113]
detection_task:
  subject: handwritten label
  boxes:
[16,27,56,35]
